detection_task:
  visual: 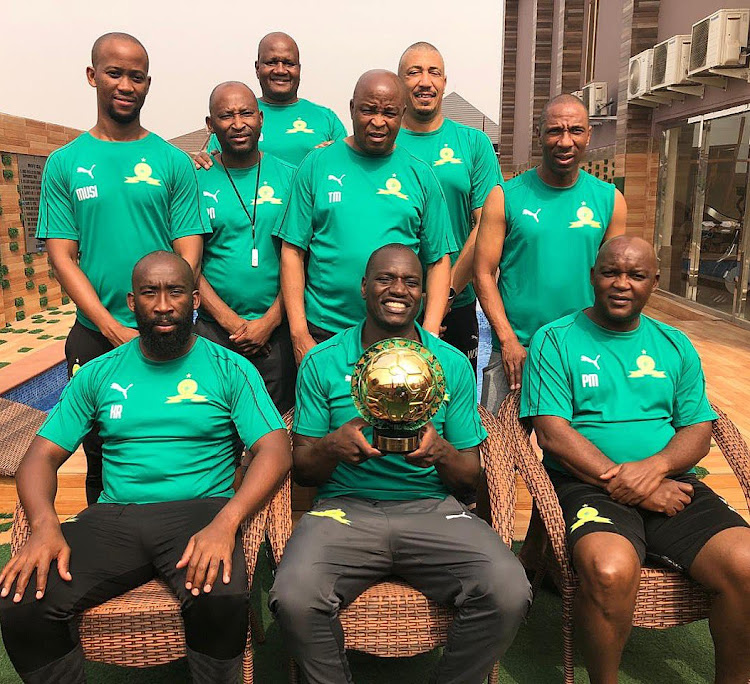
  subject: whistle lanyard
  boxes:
[221,154,262,267]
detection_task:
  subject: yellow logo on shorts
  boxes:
[433,145,462,166]
[570,505,612,532]
[286,119,314,134]
[251,182,283,205]
[377,175,409,200]
[569,202,600,229]
[308,509,351,526]
[628,350,666,379]
[125,159,161,186]
[166,374,207,403]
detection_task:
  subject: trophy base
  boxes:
[373,427,419,453]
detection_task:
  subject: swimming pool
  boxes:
[1,361,67,412]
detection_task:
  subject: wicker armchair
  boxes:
[10,481,281,683]
[0,397,46,477]
[269,406,515,684]
[500,389,750,684]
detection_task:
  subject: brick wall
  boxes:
[0,113,81,327]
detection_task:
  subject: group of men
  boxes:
[0,28,748,684]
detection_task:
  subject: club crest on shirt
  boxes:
[569,201,600,229]
[433,145,462,166]
[286,119,314,134]
[125,159,162,186]
[251,182,283,205]
[628,350,666,379]
[166,374,208,403]
[376,174,409,200]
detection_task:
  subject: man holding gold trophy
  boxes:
[269,244,531,684]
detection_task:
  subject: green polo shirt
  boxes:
[274,141,455,332]
[397,119,502,308]
[293,322,487,500]
[520,311,716,473]
[39,336,284,505]
[198,153,295,322]
[496,169,615,349]
[206,98,347,167]
[37,132,210,332]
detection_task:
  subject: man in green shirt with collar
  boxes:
[0,252,290,684]
[521,236,750,684]
[275,70,455,366]
[195,81,297,413]
[397,41,503,371]
[197,32,346,167]
[37,33,210,504]
[474,94,626,415]
[269,244,530,684]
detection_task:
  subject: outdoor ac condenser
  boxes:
[689,9,750,75]
[571,90,583,101]
[628,49,654,100]
[652,35,693,89]
[582,82,607,116]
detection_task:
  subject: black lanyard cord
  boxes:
[221,153,262,245]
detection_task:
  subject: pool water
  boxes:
[1,361,67,412]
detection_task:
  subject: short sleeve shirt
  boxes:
[496,169,615,349]
[207,98,347,167]
[37,132,210,331]
[520,311,717,472]
[397,119,503,307]
[274,141,456,332]
[198,153,295,321]
[38,336,284,504]
[293,321,487,500]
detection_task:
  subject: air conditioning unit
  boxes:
[652,35,692,88]
[571,90,583,101]
[689,9,750,76]
[582,82,607,116]
[628,49,654,100]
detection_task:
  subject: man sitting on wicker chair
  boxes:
[269,243,531,684]
[0,251,291,684]
[521,235,750,684]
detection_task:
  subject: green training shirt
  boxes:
[520,311,717,473]
[39,336,284,505]
[37,132,210,331]
[294,321,487,500]
[496,169,614,349]
[207,98,347,167]
[198,153,295,322]
[274,141,455,332]
[397,119,502,308]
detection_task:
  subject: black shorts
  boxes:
[549,469,749,572]
[441,301,479,372]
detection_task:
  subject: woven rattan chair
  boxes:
[0,397,47,477]
[500,389,750,684]
[10,482,281,683]
[269,406,515,684]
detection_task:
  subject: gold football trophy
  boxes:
[351,338,446,452]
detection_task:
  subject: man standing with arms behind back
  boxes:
[397,42,502,371]
[37,32,210,504]
[199,32,346,167]
[474,94,626,414]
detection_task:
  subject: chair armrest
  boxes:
[265,408,296,565]
[0,399,47,477]
[710,403,750,509]
[497,391,575,582]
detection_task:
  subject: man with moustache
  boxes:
[37,32,210,504]
[275,70,455,365]
[199,32,346,167]
[397,42,502,371]
[521,236,750,684]
[474,94,627,413]
[195,81,297,413]
[269,243,530,684]
[0,252,290,684]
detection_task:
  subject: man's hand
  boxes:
[639,479,694,516]
[194,149,217,170]
[102,322,139,348]
[176,517,237,595]
[229,316,275,357]
[0,523,71,602]
[404,423,451,469]
[327,418,381,465]
[501,337,527,391]
[600,458,668,505]
[291,330,317,365]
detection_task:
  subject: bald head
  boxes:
[208,81,257,116]
[595,235,658,272]
[365,243,420,278]
[255,32,300,103]
[353,70,404,104]
[257,32,299,61]
[91,32,148,70]
[132,251,194,291]
[350,70,405,156]
[397,41,443,75]
[539,93,588,131]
